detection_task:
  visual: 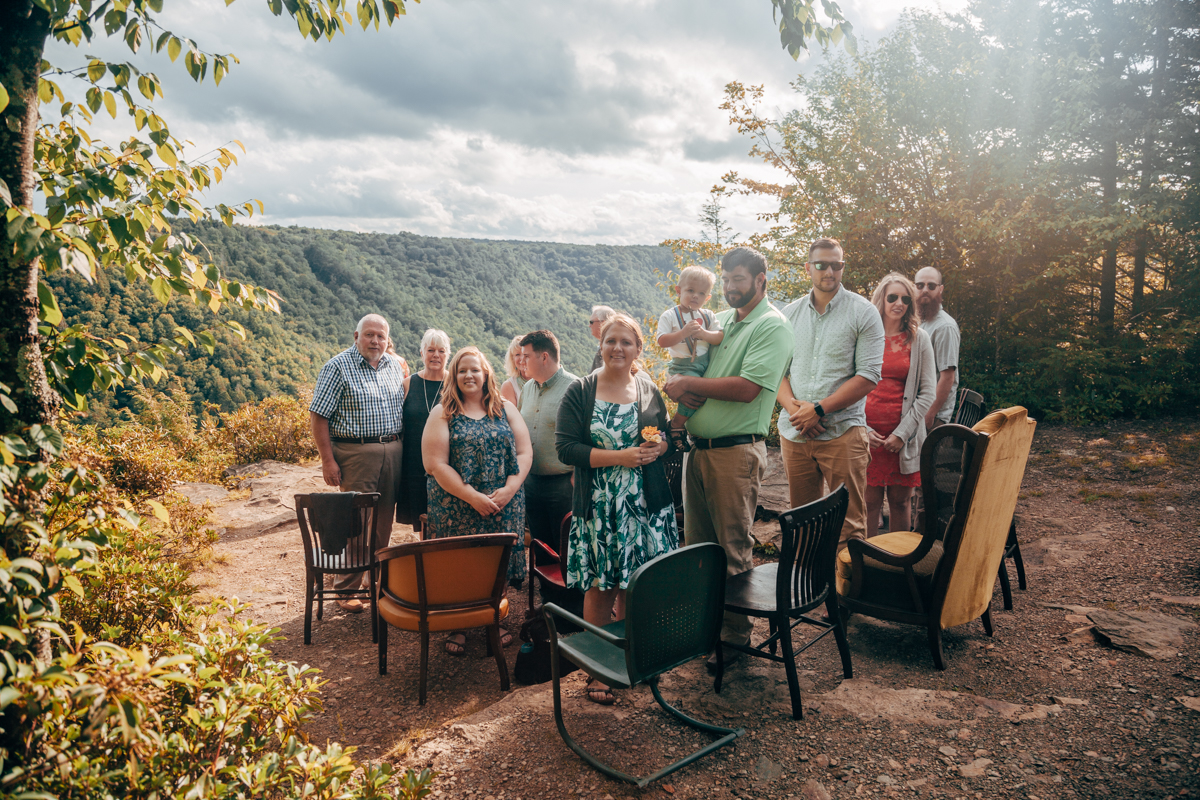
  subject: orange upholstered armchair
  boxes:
[836,407,1036,668]
[376,533,516,704]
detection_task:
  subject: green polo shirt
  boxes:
[519,366,579,475]
[685,297,793,439]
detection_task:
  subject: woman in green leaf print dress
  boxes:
[555,313,677,705]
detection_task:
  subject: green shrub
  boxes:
[56,491,218,650]
[5,603,428,799]
[2,423,436,799]
[217,388,318,465]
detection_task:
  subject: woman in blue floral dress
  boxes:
[424,346,532,655]
[556,313,676,703]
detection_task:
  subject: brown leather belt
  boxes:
[690,434,763,450]
[331,433,401,444]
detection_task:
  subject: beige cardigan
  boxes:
[888,327,937,474]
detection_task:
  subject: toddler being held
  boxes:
[655,265,725,452]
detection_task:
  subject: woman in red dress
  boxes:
[864,273,937,537]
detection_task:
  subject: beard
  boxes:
[724,290,746,308]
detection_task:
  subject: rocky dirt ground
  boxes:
[188,417,1200,800]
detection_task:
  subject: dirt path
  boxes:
[192,418,1200,799]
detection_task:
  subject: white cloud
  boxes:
[44,0,967,244]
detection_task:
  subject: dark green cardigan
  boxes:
[554,372,673,521]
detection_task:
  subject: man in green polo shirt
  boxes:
[664,247,793,670]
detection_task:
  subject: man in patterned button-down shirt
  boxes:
[309,314,406,611]
[778,238,885,548]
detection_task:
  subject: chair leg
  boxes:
[777,615,803,720]
[419,630,429,706]
[487,624,511,692]
[304,569,315,645]
[378,618,388,674]
[767,618,778,656]
[927,624,946,670]
[713,638,724,695]
[997,556,1014,611]
[370,566,378,644]
[316,576,324,621]
[826,597,853,679]
[1012,543,1027,590]
[981,604,994,637]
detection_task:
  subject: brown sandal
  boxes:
[586,678,615,705]
[444,633,467,656]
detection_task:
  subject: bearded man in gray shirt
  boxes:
[915,266,960,428]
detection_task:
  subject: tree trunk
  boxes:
[1131,229,1148,316]
[0,2,56,433]
[1132,5,1170,317]
[1095,0,1120,331]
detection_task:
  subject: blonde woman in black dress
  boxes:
[397,328,450,533]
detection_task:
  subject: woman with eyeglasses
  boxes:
[864,273,936,538]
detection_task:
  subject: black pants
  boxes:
[525,473,573,562]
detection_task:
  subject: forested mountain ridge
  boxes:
[50,222,674,424]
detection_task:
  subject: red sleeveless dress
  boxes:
[866,334,921,488]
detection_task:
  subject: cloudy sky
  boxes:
[52,0,967,245]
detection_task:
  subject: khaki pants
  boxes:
[331,438,403,590]
[780,427,870,547]
[683,441,766,645]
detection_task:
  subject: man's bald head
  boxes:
[915,266,943,285]
[356,314,389,336]
[915,266,945,319]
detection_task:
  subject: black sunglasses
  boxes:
[886,294,912,305]
[915,282,940,290]
[809,261,845,271]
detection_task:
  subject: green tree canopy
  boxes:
[688,0,1199,423]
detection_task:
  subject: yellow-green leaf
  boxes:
[150,276,171,305]
[145,499,170,524]
[37,281,63,326]
[63,573,85,598]
[0,82,8,114]
[103,91,117,118]
[157,143,178,167]
[168,37,182,62]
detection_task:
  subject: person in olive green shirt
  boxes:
[518,330,580,564]
[664,247,793,671]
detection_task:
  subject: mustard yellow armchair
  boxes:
[836,407,1036,669]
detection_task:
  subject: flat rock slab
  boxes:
[1086,608,1196,660]
[1151,593,1200,608]
[215,460,328,534]
[173,482,229,504]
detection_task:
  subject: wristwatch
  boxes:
[813,402,826,418]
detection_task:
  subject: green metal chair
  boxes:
[543,543,744,788]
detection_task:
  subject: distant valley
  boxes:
[51,222,674,424]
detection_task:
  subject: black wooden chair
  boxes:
[951,389,1027,610]
[723,486,853,719]
[660,446,686,542]
[544,543,742,787]
[953,388,986,428]
[294,492,381,645]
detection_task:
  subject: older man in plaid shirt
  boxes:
[309,314,406,612]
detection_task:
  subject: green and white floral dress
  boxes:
[566,399,677,591]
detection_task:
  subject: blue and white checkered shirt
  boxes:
[310,347,406,439]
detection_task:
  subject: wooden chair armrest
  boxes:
[533,539,560,560]
[847,536,931,568]
[542,603,627,648]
